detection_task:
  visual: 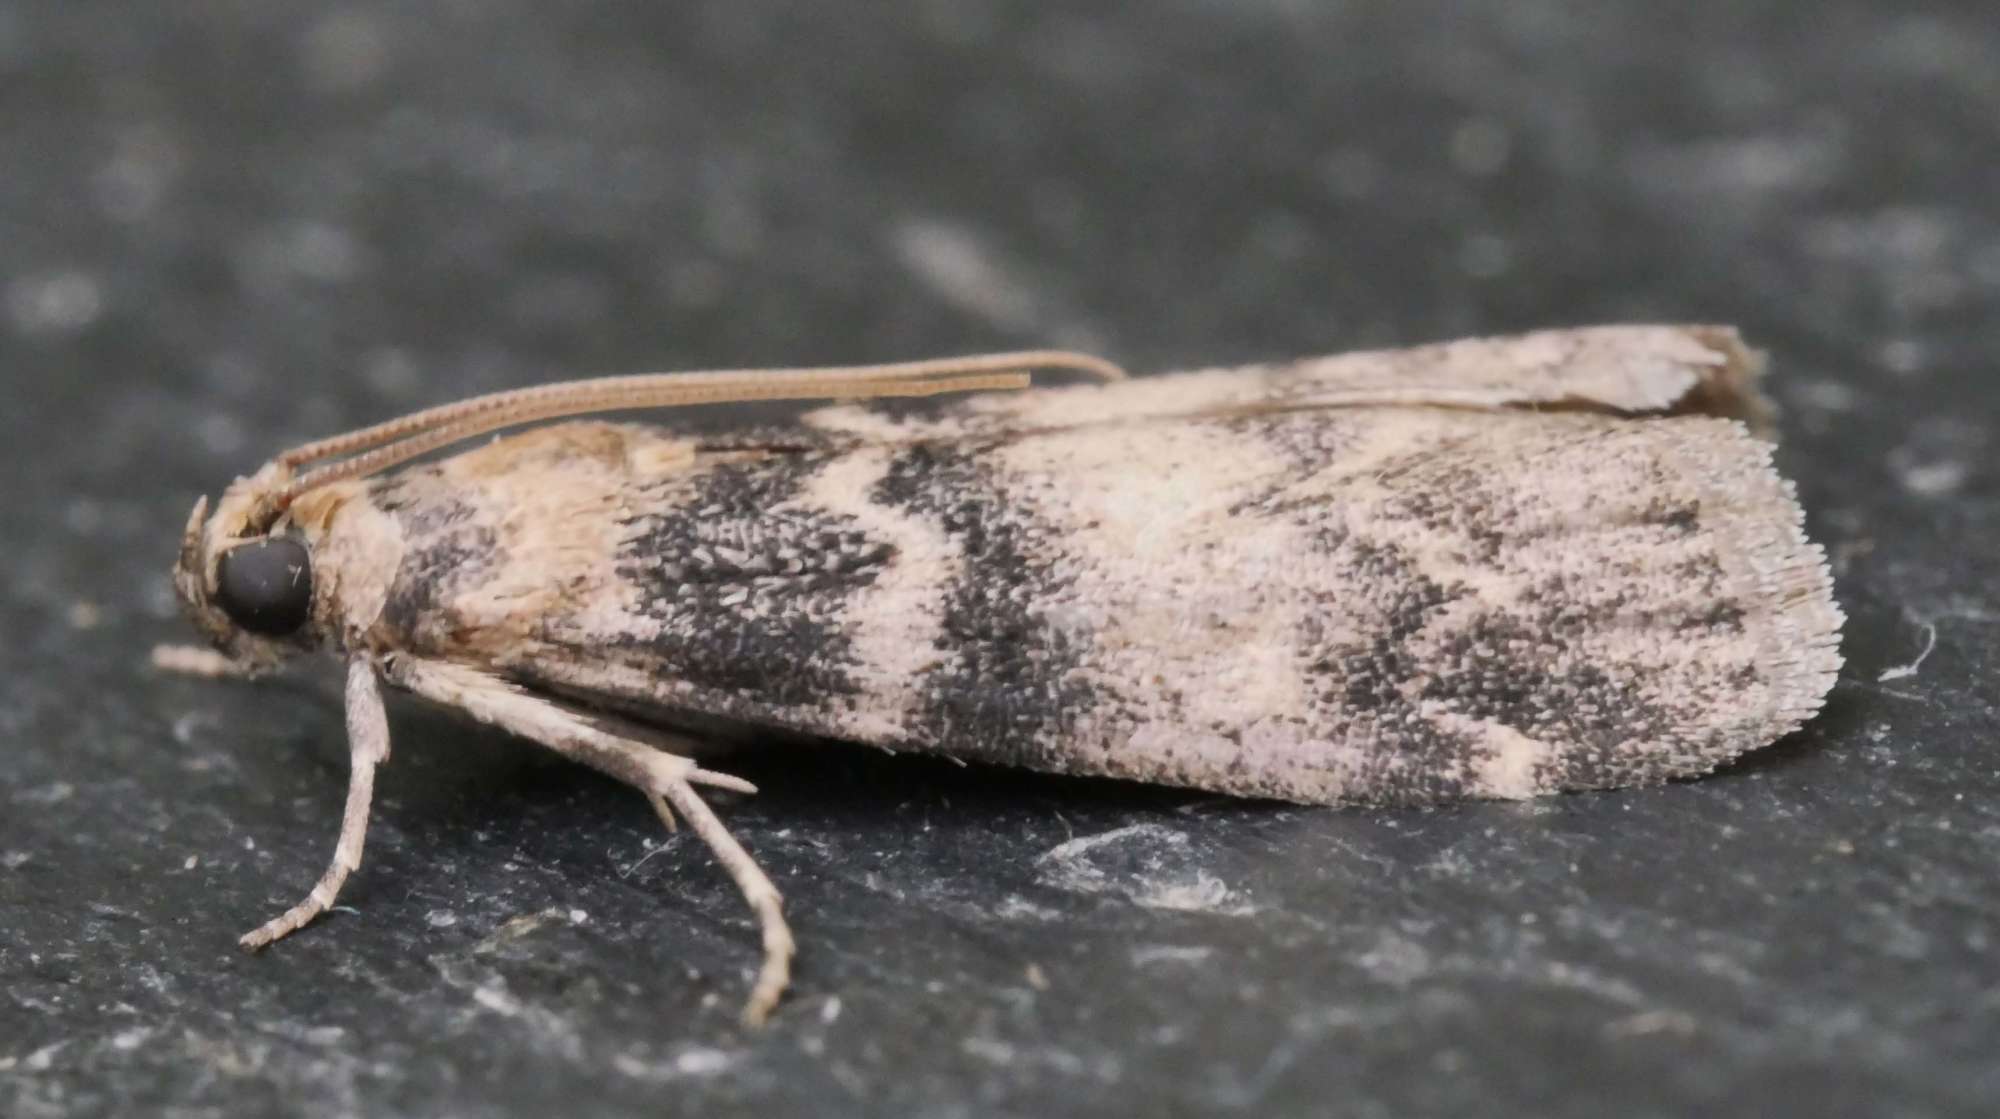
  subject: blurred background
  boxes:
[3,2,1996,1116]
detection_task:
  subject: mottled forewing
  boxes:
[375,399,1838,805]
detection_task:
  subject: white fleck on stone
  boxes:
[1794,380,1858,412]
[7,270,104,336]
[993,895,1058,921]
[961,1037,1016,1065]
[1605,1010,1699,1038]
[891,217,1041,333]
[171,710,218,745]
[197,412,248,458]
[673,1047,737,1076]
[93,127,184,220]
[16,782,74,806]
[1130,944,1214,967]
[1130,871,1244,914]
[19,1041,67,1071]
[471,985,521,1016]
[362,347,422,399]
[1894,459,1966,498]
[289,222,364,282]
[1356,932,1433,984]
[1878,338,1926,375]
[1037,824,1255,915]
[1877,624,1937,683]
[426,908,458,929]
[611,1045,741,1082]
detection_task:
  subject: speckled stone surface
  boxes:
[3,3,1997,1116]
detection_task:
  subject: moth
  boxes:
[170,326,1843,1024]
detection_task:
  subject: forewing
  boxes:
[386,399,1838,805]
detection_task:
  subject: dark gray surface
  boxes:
[4,2,1998,1116]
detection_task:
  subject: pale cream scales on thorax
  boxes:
[302,425,692,666]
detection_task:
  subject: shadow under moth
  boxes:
[168,325,1844,1025]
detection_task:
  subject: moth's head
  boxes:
[174,461,320,671]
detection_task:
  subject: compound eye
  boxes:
[215,537,314,637]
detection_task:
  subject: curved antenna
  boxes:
[279,350,1124,467]
[271,350,1126,507]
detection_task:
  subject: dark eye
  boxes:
[215,537,315,637]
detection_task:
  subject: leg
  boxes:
[150,642,254,679]
[389,657,793,1024]
[654,783,795,1027]
[383,657,751,797]
[241,657,391,949]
